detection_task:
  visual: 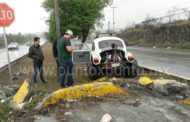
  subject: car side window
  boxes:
[92,43,95,51]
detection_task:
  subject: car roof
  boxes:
[95,33,118,38]
[93,37,124,44]
[9,42,18,44]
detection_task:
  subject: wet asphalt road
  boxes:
[127,46,190,80]
[0,39,46,69]
[71,95,190,122]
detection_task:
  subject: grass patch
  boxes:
[0,102,13,121]
[24,90,48,110]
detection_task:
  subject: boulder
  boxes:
[100,114,112,122]
[138,76,154,90]
[153,79,188,96]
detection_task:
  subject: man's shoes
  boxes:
[42,80,48,84]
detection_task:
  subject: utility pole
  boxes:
[111,6,117,32]
[108,21,110,33]
[54,0,61,38]
[3,27,13,84]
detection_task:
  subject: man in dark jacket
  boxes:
[28,37,47,84]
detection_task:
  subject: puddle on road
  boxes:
[34,116,57,122]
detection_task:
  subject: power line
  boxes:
[114,0,190,22]
[116,6,190,24]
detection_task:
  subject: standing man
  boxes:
[28,37,47,84]
[57,30,74,88]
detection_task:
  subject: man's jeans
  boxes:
[59,60,74,88]
[33,61,46,83]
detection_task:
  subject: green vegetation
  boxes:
[0,33,34,48]
[24,90,47,110]
[0,102,13,121]
[43,0,110,42]
[119,20,190,49]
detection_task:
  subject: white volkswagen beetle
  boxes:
[86,33,138,80]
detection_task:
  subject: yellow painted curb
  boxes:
[179,99,190,105]
[12,80,30,107]
[43,82,127,108]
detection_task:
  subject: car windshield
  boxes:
[98,40,123,49]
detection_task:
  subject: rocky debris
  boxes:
[125,97,141,107]
[137,76,154,90]
[13,72,22,76]
[34,115,57,122]
[100,114,112,122]
[0,90,6,100]
[12,71,28,81]
[12,76,19,81]
[0,85,20,105]
[13,71,27,77]
[110,77,139,89]
[124,91,141,107]
[1,97,12,104]
[64,112,73,116]
[2,85,20,97]
[153,79,188,100]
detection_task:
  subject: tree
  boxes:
[43,0,110,42]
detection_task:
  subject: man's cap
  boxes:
[65,30,73,37]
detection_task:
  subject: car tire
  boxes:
[87,63,98,80]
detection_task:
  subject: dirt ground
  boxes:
[0,43,139,121]
[1,43,190,122]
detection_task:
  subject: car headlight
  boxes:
[92,55,101,65]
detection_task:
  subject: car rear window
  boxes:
[98,40,123,49]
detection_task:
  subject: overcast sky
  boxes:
[103,0,190,30]
[0,0,48,34]
[0,0,190,34]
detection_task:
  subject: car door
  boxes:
[72,43,91,64]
